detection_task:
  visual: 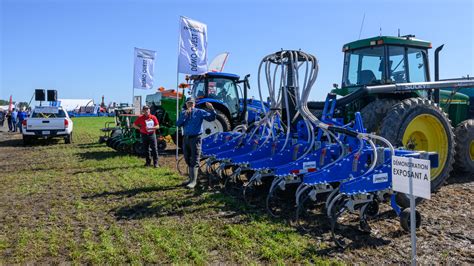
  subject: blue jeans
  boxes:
[18,121,23,133]
[12,120,17,132]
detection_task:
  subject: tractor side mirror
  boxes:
[333,83,339,89]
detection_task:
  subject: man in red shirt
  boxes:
[132,105,160,167]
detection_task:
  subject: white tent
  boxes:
[55,99,94,112]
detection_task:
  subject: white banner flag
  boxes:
[178,17,208,75]
[209,52,229,72]
[133,48,157,89]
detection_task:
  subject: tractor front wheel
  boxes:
[380,98,455,193]
[454,119,474,173]
[201,110,231,138]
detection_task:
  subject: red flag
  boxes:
[8,95,13,112]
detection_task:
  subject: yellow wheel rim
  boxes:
[470,140,474,161]
[403,114,448,180]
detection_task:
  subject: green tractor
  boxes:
[145,88,185,150]
[309,35,473,193]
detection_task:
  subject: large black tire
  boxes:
[106,135,121,147]
[65,133,72,144]
[380,98,455,193]
[360,99,399,133]
[454,119,474,173]
[201,109,231,138]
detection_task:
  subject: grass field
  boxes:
[0,117,338,264]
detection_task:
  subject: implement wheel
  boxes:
[454,119,474,173]
[380,98,455,193]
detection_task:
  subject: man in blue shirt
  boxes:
[17,108,28,133]
[176,98,216,189]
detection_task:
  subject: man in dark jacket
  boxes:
[6,111,12,132]
[176,98,216,189]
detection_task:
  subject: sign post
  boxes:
[408,162,416,266]
[392,155,431,266]
[133,96,142,115]
[176,16,208,170]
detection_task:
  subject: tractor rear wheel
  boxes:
[201,110,231,138]
[454,119,474,173]
[380,98,455,192]
[360,99,399,133]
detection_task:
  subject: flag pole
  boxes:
[175,16,182,171]
[132,48,136,114]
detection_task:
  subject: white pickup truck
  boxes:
[22,106,73,145]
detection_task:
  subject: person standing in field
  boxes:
[6,111,12,132]
[132,105,160,168]
[176,98,216,189]
[17,108,28,133]
[0,109,5,127]
[11,109,18,132]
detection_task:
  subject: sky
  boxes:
[1,0,473,105]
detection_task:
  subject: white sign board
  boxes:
[133,96,142,115]
[303,161,316,170]
[34,106,59,114]
[392,155,431,199]
[133,48,157,90]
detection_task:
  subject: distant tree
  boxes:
[0,100,9,105]
[17,102,29,110]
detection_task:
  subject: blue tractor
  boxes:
[186,72,268,137]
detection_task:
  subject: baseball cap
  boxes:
[186,98,196,104]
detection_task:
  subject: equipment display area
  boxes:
[1,2,472,263]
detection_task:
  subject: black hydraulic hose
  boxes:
[327,126,359,138]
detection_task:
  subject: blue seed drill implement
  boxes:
[200,50,439,248]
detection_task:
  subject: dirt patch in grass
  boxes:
[0,118,472,264]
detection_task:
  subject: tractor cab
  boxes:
[190,72,241,119]
[187,72,267,136]
[335,35,432,96]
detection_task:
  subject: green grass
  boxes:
[0,117,340,264]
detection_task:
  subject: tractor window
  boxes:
[407,48,428,82]
[208,78,239,116]
[388,46,408,83]
[192,80,206,99]
[342,46,384,87]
